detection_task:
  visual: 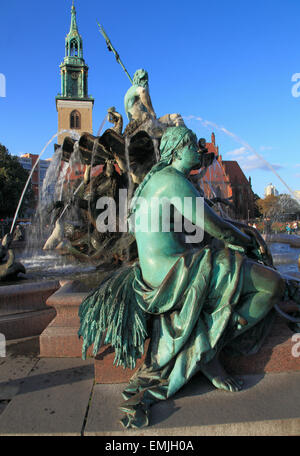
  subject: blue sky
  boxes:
[1,0,300,197]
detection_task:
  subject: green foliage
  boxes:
[255,193,300,222]
[256,194,280,217]
[253,193,263,217]
[0,143,35,218]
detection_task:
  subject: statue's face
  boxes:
[179,140,202,169]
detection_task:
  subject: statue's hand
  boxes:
[242,227,274,267]
[245,232,265,263]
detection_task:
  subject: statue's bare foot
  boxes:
[200,355,243,392]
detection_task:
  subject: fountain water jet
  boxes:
[10,129,80,235]
[184,115,300,205]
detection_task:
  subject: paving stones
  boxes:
[0,336,300,435]
[84,372,300,436]
[0,357,94,435]
[0,338,40,401]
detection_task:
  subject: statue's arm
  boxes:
[165,175,251,248]
[138,87,156,118]
[202,201,251,247]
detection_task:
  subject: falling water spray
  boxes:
[10,129,80,235]
[185,115,300,205]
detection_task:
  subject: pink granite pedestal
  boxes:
[221,315,300,375]
[94,340,150,384]
[39,280,92,358]
[39,281,300,382]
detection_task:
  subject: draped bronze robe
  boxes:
[78,245,274,428]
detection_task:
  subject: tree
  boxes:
[278,194,300,216]
[256,194,280,218]
[256,193,300,221]
[0,143,35,218]
[253,193,263,218]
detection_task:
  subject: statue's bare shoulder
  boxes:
[143,166,199,200]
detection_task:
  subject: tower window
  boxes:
[70,110,81,129]
[70,39,79,57]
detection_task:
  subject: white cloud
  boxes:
[226,147,248,157]
[259,146,273,151]
[246,154,259,161]
[239,157,283,172]
[226,148,283,172]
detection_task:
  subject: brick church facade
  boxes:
[191,133,256,221]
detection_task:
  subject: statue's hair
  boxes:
[133,69,148,87]
[129,126,197,218]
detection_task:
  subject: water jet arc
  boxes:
[10,130,80,235]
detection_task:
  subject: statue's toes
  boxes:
[224,377,243,392]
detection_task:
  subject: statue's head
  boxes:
[160,126,203,170]
[133,69,149,88]
[107,106,116,122]
[129,126,199,215]
[160,127,197,160]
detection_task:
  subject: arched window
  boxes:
[70,39,78,57]
[70,110,81,129]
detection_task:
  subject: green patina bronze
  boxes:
[56,2,94,102]
[78,125,300,429]
[124,69,156,123]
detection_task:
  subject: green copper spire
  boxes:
[69,1,79,35]
[56,2,94,102]
[65,1,83,59]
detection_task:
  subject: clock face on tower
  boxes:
[71,72,79,79]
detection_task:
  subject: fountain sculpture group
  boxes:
[2,68,300,430]
[41,69,201,266]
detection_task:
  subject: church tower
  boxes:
[56,2,94,144]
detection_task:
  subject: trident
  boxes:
[97,23,133,85]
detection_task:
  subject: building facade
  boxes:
[190,133,256,221]
[264,183,279,197]
[56,2,94,145]
[18,154,52,202]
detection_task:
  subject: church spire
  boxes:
[56,1,94,145]
[65,1,82,59]
[69,1,79,35]
[56,2,94,101]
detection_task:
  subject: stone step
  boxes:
[0,309,56,341]
[0,280,59,341]
[0,280,59,317]
[85,372,300,436]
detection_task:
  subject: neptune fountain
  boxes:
[76,69,300,428]
[1,51,300,430]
